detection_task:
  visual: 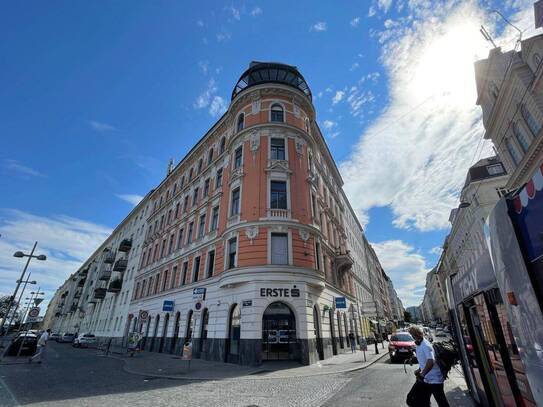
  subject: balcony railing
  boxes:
[103,252,116,264]
[99,270,112,281]
[108,279,122,293]
[118,239,133,253]
[93,288,107,299]
[267,208,290,218]
[113,259,128,272]
[227,213,240,226]
[334,250,354,273]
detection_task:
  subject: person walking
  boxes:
[348,331,356,353]
[406,325,449,407]
[29,329,50,364]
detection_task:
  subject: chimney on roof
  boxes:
[167,158,174,176]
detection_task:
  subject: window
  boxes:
[160,215,164,229]
[198,214,206,239]
[513,122,531,152]
[189,168,194,181]
[187,222,194,244]
[198,158,203,175]
[180,175,185,189]
[271,233,288,265]
[234,146,243,169]
[305,117,310,133]
[315,242,321,271]
[208,148,214,165]
[228,304,241,355]
[181,262,188,286]
[167,209,172,224]
[162,269,168,291]
[487,164,505,176]
[270,138,285,160]
[192,188,199,206]
[231,188,240,216]
[311,194,317,219]
[206,250,215,278]
[533,53,541,69]
[183,196,189,212]
[210,206,219,231]
[220,137,226,154]
[154,275,160,294]
[160,239,166,257]
[506,138,522,165]
[521,105,541,136]
[168,234,175,254]
[270,104,284,122]
[177,228,185,249]
[496,187,508,198]
[228,237,237,269]
[216,168,223,188]
[237,113,244,132]
[172,184,177,196]
[204,179,210,197]
[172,266,178,288]
[270,181,287,209]
[192,256,201,283]
[141,280,147,297]
[175,202,180,218]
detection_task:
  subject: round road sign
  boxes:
[28,307,40,318]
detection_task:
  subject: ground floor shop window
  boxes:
[228,304,241,358]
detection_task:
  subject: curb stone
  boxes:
[108,351,390,382]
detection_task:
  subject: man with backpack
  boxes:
[406,325,450,407]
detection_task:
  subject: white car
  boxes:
[73,333,96,348]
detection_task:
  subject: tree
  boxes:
[404,310,412,323]
[0,295,13,319]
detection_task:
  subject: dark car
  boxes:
[389,332,417,363]
[4,333,38,356]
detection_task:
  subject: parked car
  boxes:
[50,333,61,341]
[435,330,447,338]
[73,333,96,348]
[58,333,76,343]
[4,333,38,356]
[389,332,417,363]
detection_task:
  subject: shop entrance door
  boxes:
[262,302,297,361]
[313,306,324,360]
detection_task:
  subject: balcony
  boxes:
[113,259,128,272]
[227,214,241,227]
[334,250,354,273]
[80,268,89,275]
[103,251,115,264]
[93,288,107,299]
[267,208,290,219]
[99,270,112,281]
[108,279,122,293]
[77,278,86,287]
[74,290,82,299]
[69,304,78,313]
[118,239,133,252]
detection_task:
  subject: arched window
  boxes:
[162,269,169,291]
[270,104,284,122]
[533,53,541,70]
[184,310,194,344]
[512,122,530,153]
[521,104,541,136]
[506,138,522,166]
[228,304,241,355]
[171,312,181,354]
[154,275,160,294]
[208,148,214,165]
[237,113,244,132]
[220,137,226,154]
[337,311,344,349]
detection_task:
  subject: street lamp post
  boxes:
[16,289,44,357]
[14,274,37,321]
[0,242,46,339]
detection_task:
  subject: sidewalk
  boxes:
[110,342,390,381]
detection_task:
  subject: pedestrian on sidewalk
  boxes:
[406,325,449,407]
[29,329,50,364]
[348,332,356,353]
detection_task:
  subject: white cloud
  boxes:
[372,240,430,307]
[0,210,111,310]
[216,31,231,42]
[429,246,443,255]
[368,6,377,17]
[310,22,327,32]
[89,120,117,133]
[196,19,204,27]
[350,17,360,27]
[116,194,143,206]
[3,159,45,178]
[251,7,263,17]
[198,60,209,75]
[340,2,514,231]
[321,120,340,139]
[350,62,360,71]
[209,96,227,117]
[322,120,337,130]
[332,90,345,105]
[230,6,241,21]
[378,0,393,13]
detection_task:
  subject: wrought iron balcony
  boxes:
[334,250,354,273]
[113,259,128,272]
[99,270,112,281]
[108,279,122,293]
[118,239,133,252]
[93,288,107,299]
[103,251,115,264]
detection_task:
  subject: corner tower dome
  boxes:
[231,61,312,101]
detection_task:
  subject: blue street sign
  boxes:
[163,300,174,312]
[335,297,347,309]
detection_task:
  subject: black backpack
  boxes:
[433,340,460,379]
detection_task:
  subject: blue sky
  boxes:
[0,0,539,307]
